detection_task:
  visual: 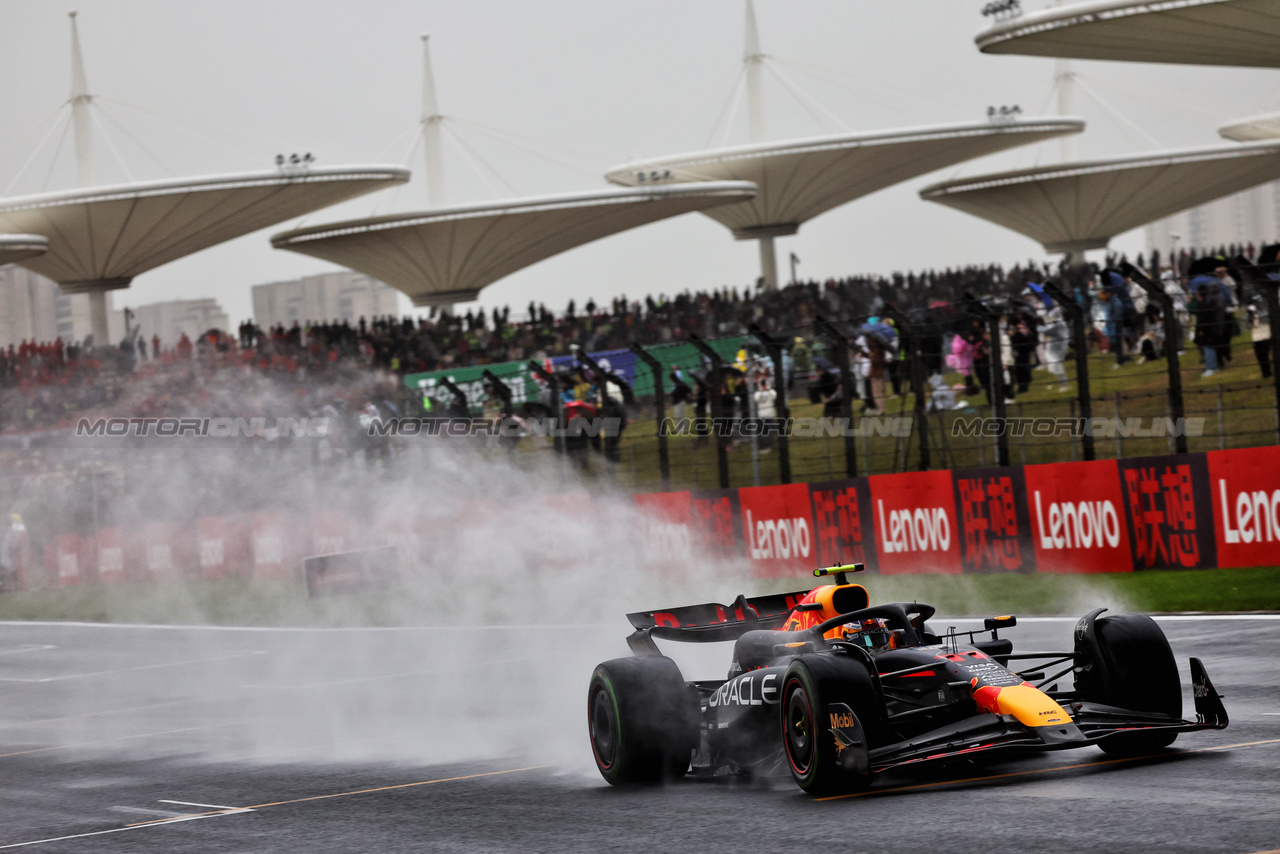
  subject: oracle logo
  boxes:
[876,500,951,554]
[1218,479,1280,545]
[1033,491,1121,550]
[745,510,812,560]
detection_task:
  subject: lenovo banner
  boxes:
[738,483,817,577]
[952,466,1036,573]
[1117,454,1217,570]
[1023,460,1132,574]
[1207,446,1280,569]
[868,470,961,574]
[633,490,695,568]
[808,478,876,572]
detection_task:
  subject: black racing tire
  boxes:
[587,657,699,786]
[1077,612,1181,756]
[780,654,884,796]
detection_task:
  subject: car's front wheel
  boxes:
[587,656,698,786]
[780,655,881,796]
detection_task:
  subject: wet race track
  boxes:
[0,615,1277,853]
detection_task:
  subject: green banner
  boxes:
[404,335,747,412]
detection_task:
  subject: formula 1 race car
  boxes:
[587,565,1228,795]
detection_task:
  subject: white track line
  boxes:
[0,645,55,656]
[159,800,243,810]
[0,808,253,849]
[0,649,265,683]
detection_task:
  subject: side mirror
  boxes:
[984,615,1017,635]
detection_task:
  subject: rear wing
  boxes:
[625,590,812,649]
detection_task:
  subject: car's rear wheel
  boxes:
[1075,611,1181,756]
[587,657,698,786]
[780,655,882,796]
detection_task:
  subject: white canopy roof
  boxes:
[0,165,409,292]
[977,0,1280,68]
[0,234,48,266]
[270,181,758,307]
[1220,112,1280,141]
[603,118,1084,239]
[919,140,1280,253]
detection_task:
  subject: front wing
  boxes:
[868,657,1228,774]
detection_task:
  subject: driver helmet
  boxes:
[841,617,898,651]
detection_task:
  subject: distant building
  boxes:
[0,264,124,349]
[1145,181,1280,263]
[251,270,403,331]
[128,298,230,348]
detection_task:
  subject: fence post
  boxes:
[1217,384,1226,450]
[748,324,792,484]
[629,344,669,487]
[526,362,564,457]
[1043,281,1094,461]
[962,292,1009,466]
[688,334,730,489]
[1119,262,1187,455]
[881,302,930,471]
[1114,391,1123,459]
[1069,398,1078,461]
[815,317,857,478]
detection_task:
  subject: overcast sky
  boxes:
[2,0,1277,324]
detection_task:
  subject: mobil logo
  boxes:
[868,471,961,574]
[1023,460,1131,573]
[738,484,816,576]
[1207,447,1280,569]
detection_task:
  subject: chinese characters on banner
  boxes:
[952,467,1035,573]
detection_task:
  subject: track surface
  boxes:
[0,615,1276,853]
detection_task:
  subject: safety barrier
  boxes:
[31,446,1279,588]
[630,445,1280,577]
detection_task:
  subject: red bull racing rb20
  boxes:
[587,564,1228,795]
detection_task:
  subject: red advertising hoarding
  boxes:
[196,515,251,579]
[808,478,875,571]
[868,470,961,574]
[95,527,128,585]
[737,483,817,578]
[633,490,694,570]
[1207,446,1280,569]
[1023,460,1132,573]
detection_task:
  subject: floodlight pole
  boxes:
[689,333,730,489]
[630,344,670,487]
[528,361,565,456]
[881,303,930,471]
[815,316,857,478]
[1119,261,1187,455]
[963,292,1010,467]
[748,323,792,483]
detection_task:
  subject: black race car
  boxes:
[587,565,1228,795]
